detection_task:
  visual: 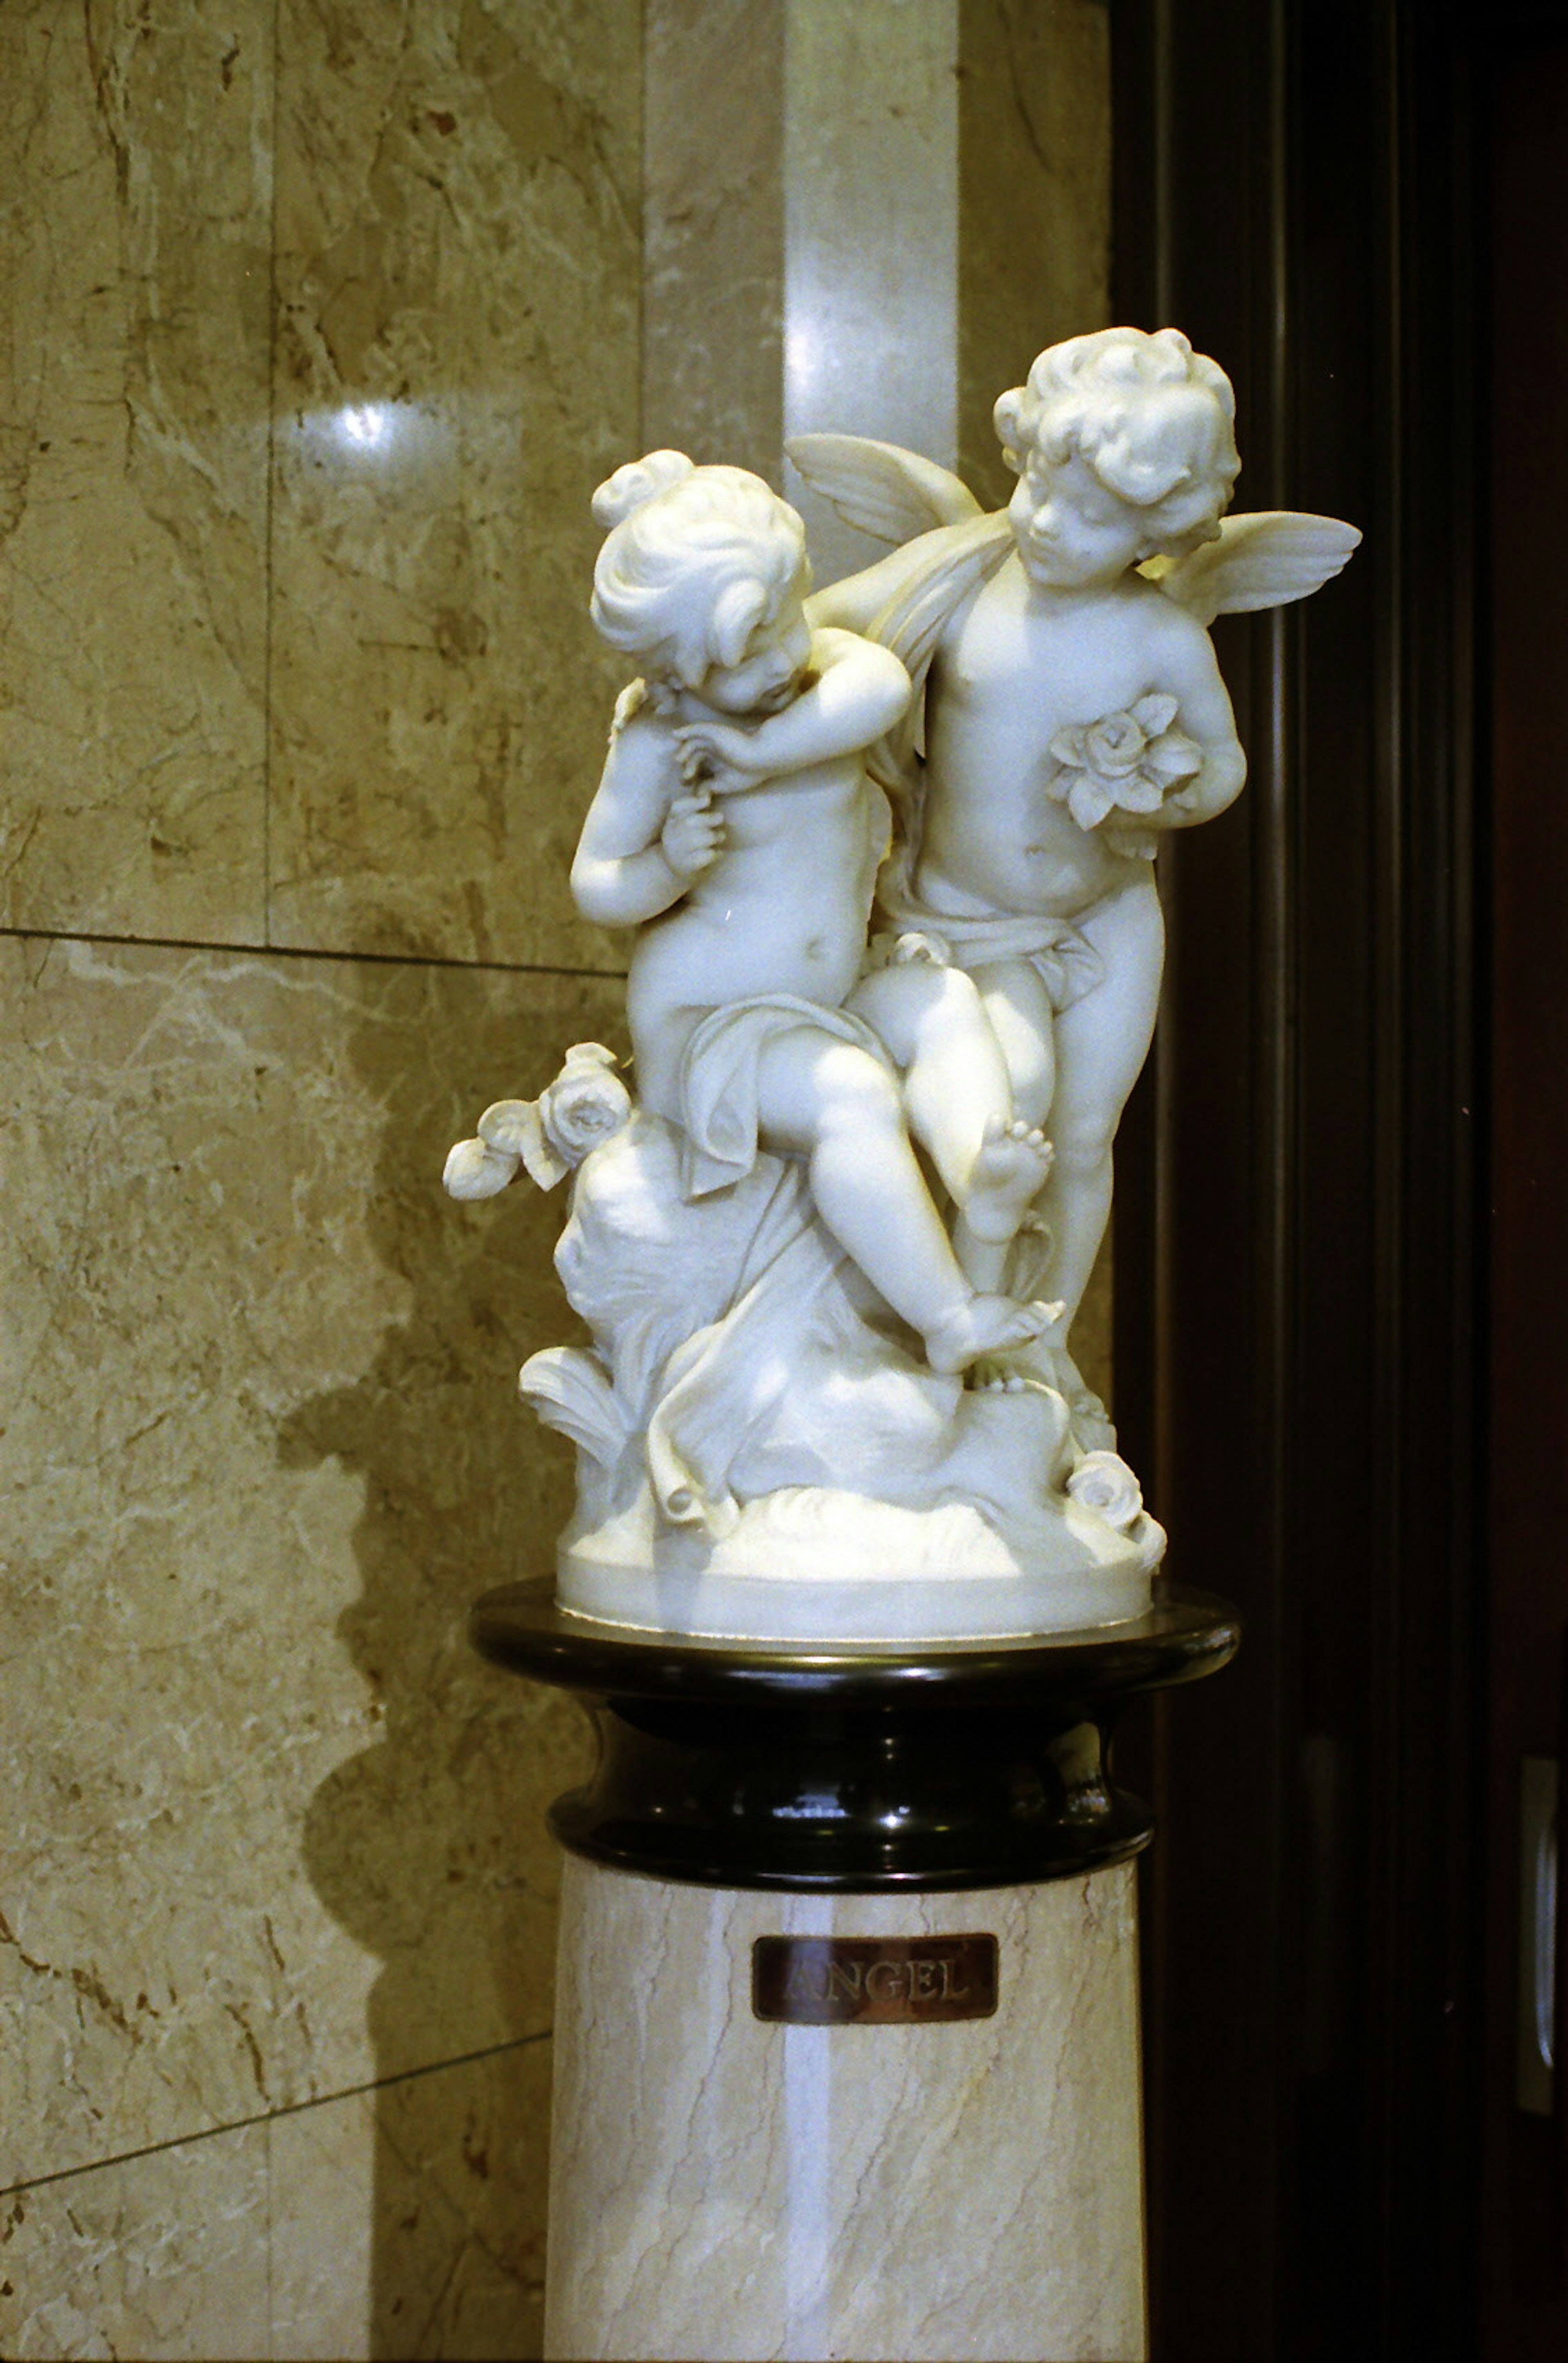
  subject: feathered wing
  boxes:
[1146,510,1362,628]
[866,511,1014,678]
[844,512,1014,851]
[786,432,983,545]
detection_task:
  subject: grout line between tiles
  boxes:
[0,2028,552,2203]
[0,923,625,987]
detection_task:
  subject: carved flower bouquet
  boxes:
[443,1042,633,1200]
[1046,693,1201,842]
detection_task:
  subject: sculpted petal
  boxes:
[1131,691,1179,735]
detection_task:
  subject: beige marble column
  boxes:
[545,1857,1146,2363]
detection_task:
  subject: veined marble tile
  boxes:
[0,2040,550,2361]
[265,0,641,967]
[957,0,1112,507]
[0,2120,271,2362]
[269,2040,550,2360]
[0,937,601,2187]
[644,0,785,477]
[0,0,272,944]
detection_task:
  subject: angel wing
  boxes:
[786,432,983,545]
[864,511,1013,678]
[1144,510,1362,628]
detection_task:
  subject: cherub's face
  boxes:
[696,584,813,716]
[1008,447,1156,590]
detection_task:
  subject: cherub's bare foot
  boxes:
[925,1294,1054,1376]
[967,1306,1067,1392]
[962,1118,1055,1245]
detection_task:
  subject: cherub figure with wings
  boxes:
[797,326,1359,1439]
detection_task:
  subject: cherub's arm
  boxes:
[674,630,911,794]
[1132,611,1247,835]
[570,708,723,927]
[805,524,969,636]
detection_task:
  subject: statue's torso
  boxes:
[633,753,889,1022]
[916,557,1168,922]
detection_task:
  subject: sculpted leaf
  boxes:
[517,1346,628,1468]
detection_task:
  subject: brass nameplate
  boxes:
[751,1934,998,2025]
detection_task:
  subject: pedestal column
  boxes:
[471,1581,1236,2363]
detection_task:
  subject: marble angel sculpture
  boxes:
[794,326,1361,1443]
[570,451,1056,1379]
[443,333,1356,1645]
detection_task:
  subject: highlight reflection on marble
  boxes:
[548,1862,1146,2363]
[265,0,640,965]
[0,937,602,2188]
[782,0,960,584]
[0,0,272,946]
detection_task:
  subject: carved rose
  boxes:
[442,1045,632,1200]
[1066,1449,1143,1531]
[1047,692,1202,833]
[1083,710,1150,778]
[539,1045,633,1173]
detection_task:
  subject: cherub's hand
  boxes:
[661,787,725,878]
[675,719,766,796]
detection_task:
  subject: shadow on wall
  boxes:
[278,961,611,2357]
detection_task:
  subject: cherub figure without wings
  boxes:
[445,326,1357,1645]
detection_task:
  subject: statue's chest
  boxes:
[942,591,1151,740]
[724,768,874,861]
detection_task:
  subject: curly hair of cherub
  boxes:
[994,329,1241,539]
[590,452,808,688]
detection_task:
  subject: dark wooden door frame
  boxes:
[1109,3,1486,2354]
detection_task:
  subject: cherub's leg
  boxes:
[964,957,1058,1132]
[1033,872,1165,1335]
[753,1026,1049,1374]
[847,962,1052,1290]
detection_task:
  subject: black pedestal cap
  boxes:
[470,1577,1238,1893]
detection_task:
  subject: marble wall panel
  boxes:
[0,937,603,2187]
[957,0,1113,508]
[0,0,272,945]
[0,2120,272,2363]
[269,2040,551,2359]
[643,0,785,477]
[265,0,641,967]
[0,2041,550,2360]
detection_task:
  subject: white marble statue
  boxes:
[795,327,1360,1437]
[445,330,1357,1644]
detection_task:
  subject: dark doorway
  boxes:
[1104,1,1565,2354]
[1479,15,1568,2360]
